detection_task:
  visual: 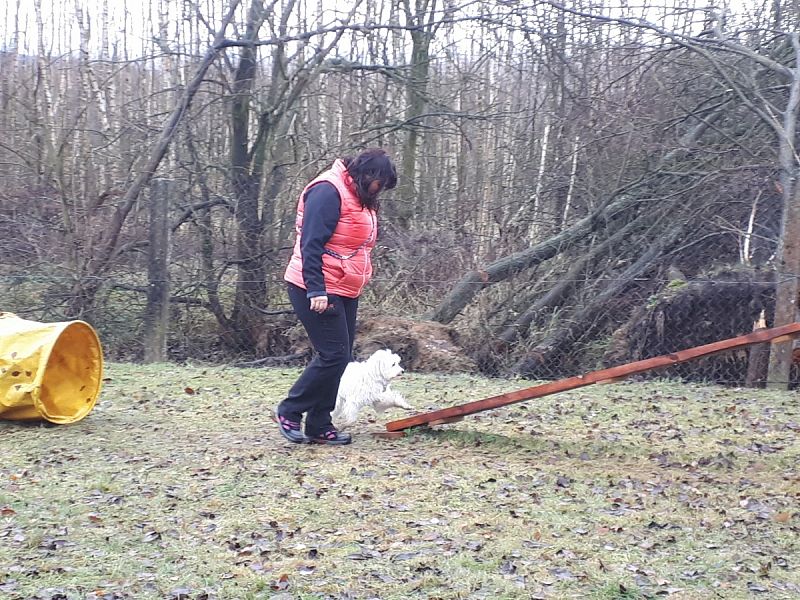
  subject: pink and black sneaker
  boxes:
[308,429,352,445]
[275,411,307,444]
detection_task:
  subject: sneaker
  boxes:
[275,411,307,444]
[309,429,352,445]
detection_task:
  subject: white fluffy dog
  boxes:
[332,349,412,429]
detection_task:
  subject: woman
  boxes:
[276,148,397,445]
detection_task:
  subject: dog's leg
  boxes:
[331,394,345,422]
[334,397,360,430]
[374,388,413,413]
[386,386,412,409]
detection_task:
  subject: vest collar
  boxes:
[332,159,357,196]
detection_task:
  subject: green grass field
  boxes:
[1,363,798,599]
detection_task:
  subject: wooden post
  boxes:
[143,179,170,363]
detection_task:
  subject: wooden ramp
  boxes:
[383,322,800,434]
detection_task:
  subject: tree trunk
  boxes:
[494,211,653,350]
[225,0,356,352]
[767,34,800,389]
[428,109,720,325]
[427,187,641,323]
[767,173,800,388]
[515,223,684,378]
[143,179,170,363]
[745,341,770,387]
[227,0,275,351]
[394,0,435,229]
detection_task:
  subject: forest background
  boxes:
[1,0,799,387]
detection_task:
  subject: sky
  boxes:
[1,0,368,57]
[0,0,767,59]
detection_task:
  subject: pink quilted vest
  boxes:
[284,159,377,298]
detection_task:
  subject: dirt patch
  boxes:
[354,316,477,373]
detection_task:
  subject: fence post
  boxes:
[143,179,170,363]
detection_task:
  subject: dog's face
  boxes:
[368,349,404,381]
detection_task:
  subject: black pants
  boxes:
[279,283,359,435]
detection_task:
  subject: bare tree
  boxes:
[65,1,241,318]
[393,0,439,228]
[220,0,362,350]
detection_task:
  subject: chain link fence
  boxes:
[1,266,797,389]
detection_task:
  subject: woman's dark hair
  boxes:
[343,148,397,211]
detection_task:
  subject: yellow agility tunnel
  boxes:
[0,312,103,424]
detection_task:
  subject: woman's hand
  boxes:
[310,296,329,313]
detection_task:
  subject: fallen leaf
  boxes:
[773,512,792,523]
[270,573,290,591]
[142,531,161,542]
[391,552,420,561]
[549,567,575,580]
[0,580,18,593]
[500,560,517,574]
[297,564,315,574]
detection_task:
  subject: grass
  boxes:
[1,363,799,599]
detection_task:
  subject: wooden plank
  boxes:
[385,322,800,432]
